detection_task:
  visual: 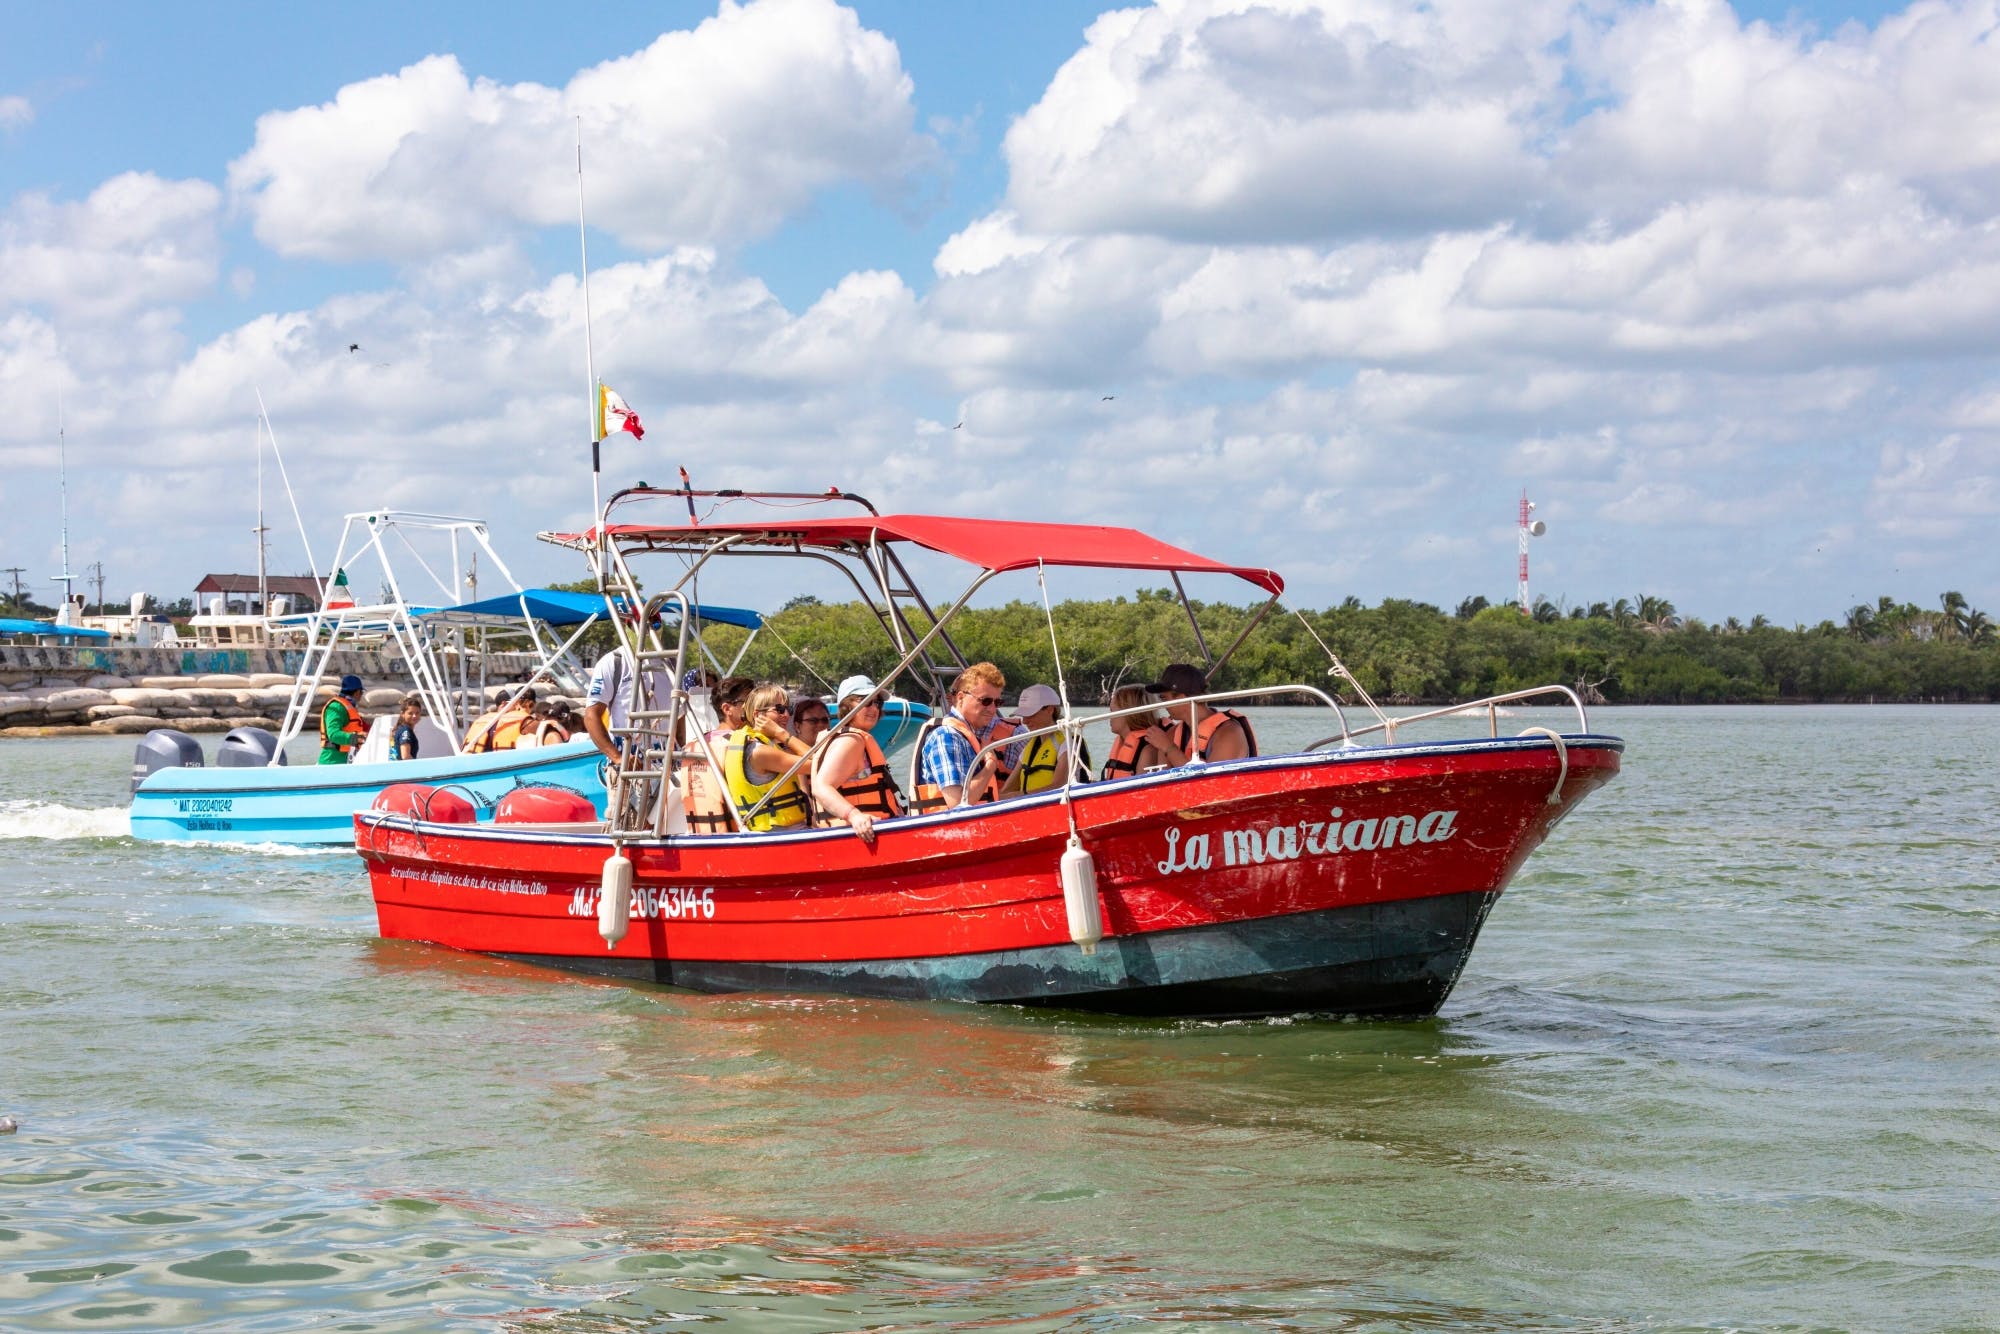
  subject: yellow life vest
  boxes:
[722,725,810,831]
[1016,732,1062,793]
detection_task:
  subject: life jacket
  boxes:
[1170,708,1258,762]
[1101,730,1147,780]
[1015,732,1063,793]
[319,697,363,758]
[814,730,904,824]
[912,715,1018,813]
[722,725,810,831]
[679,756,733,833]
[464,705,532,754]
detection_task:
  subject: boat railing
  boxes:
[962,685,1353,790]
[1303,684,1592,751]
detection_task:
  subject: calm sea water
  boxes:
[2,706,1996,1332]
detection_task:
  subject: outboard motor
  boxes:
[217,727,286,769]
[130,729,203,793]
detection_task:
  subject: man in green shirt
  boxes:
[318,675,368,764]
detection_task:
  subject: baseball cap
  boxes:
[1014,683,1061,717]
[835,674,880,706]
[339,674,364,696]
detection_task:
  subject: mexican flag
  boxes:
[596,382,644,442]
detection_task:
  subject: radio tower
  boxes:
[1517,491,1546,615]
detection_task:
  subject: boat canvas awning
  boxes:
[0,618,112,639]
[546,515,1284,596]
[422,588,763,631]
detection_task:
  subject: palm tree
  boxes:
[1587,601,1611,619]
[1845,604,1876,640]
[1611,598,1635,629]
[1723,616,1743,634]
[1532,596,1562,623]
[1750,614,1770,630]
[1940,591,1971,640]
[1635,594,1680,632]
[1967,610,1996,644]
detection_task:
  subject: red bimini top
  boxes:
[545,513,1283,596]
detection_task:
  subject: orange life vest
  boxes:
[912,716,1018,813]
[679,757,733,833]
[1169,708,1258,762]
[465,704,532,754]
[319,697,364,754]
[814,730,904,824]
[1101,731,1147,780]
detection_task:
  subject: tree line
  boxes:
[690,588,2000,706]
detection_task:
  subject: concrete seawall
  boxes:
[0,643,564,738]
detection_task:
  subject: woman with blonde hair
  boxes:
[1100,684,1181,780]
[720,682,813,831]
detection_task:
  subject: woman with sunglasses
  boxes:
[811,675,906,846]
[720,682,814,831]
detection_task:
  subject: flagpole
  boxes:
[576,116,604,572]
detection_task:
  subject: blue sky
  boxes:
[3,0,1996,624]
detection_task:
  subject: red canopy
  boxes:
[551,514,1283,595]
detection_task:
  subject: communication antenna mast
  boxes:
[52,392,76,614]
[254,415,270,613]
[1517,490,1546,615]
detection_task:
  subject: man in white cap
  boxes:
[1000,683,1086,796]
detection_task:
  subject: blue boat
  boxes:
[129,740,609,845]
[128,511,626,847]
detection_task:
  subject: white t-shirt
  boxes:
[585,649,675,734]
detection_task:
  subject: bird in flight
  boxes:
[1101,395,1115,401]
[348,343,360,353]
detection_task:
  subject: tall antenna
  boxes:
[576,116,604,539]
[254,389,321,587]
[255,414,270,613]
[53,391,76,618]
[1517,490,1546,615]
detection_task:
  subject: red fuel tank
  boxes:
[371,783,478,824]
[494,786,598,825]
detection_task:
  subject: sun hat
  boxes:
[339,674,364,696]
[835,674,880,706]
[1014,683,1061,717]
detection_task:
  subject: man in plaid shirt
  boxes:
[917,662,1010,808]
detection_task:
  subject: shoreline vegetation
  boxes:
[694,589,2000,707]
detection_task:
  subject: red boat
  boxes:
[356,489,1622,1018]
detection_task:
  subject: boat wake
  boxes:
[0,800,132,841]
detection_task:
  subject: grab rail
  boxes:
[959,685,1353,792]
[1302,684,1591,751]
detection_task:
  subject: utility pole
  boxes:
[85,561,106,612]
[1,567,24,608]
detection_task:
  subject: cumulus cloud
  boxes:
[229,0,931,262]
[0,172,221,321]
[1006,0,1570,242]
[0,95,31,133]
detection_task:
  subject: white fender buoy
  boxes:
[598,851,633,949]
[1060,835,1103,956]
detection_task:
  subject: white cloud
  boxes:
[0,95,31,132]
[228,0,932,263]
[1006,0,1570,242]
[0,172,221,320]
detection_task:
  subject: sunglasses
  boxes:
[965,694,1003,707]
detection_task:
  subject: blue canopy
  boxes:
[0,618,112,640]
[423,588,762,631]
